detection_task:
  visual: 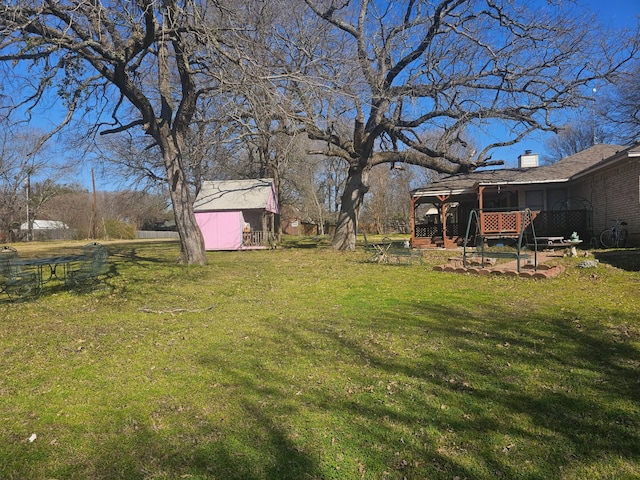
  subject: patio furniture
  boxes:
[0,246,41,300]
[14,254,86,285]
[386,242,424,265]
[67,242,109,288]
[363,233,391,263]
[463,208,538,272]
[362,234,423,264]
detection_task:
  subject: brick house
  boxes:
[410,143,640,249]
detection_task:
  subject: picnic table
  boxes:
[528,237,582,256]
[14,254,88,286]
[386,238,424,263]
[1,243,109,300]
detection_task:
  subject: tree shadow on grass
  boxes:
[192,351,480,480]
[594,248,640,271]
[34,367,321,480]
[106,242,178,268]
[305,300,640,478]
[29,293,637,480]
[78,408,320,480]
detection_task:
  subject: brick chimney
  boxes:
[518,150,539,168]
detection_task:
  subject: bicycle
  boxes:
[599,219,628,248]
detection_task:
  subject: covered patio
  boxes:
[411,187,589,249]
[409,148,605,249]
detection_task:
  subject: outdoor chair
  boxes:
[0,246,41,300]
[362,232,380,262]
[67,242,109,288]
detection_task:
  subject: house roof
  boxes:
[571,142,640,179]
[194,178,278,212]
[411,144,626,197]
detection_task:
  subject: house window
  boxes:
[547,188,567,210]
[525,190,544,211]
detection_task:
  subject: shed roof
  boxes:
[411,144,625,197]
[194,178,277,212]
[20,219,68,230]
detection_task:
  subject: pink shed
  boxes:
[194,179,279,251]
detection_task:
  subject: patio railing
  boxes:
[480,209,588,239]
[243,230,267,247]
[413,209,589,249]
[414,223,460,238]
[480,210,534,236]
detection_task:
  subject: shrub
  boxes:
[102,218,136,239]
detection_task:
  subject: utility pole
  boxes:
[91,168,98,239]
[591,87,598,145]
[26,168,32,241]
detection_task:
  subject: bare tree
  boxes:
[0,0,233,263]
[542,122,615,164]
[362,166,416,234]
[94,132,166,189]
[94,102,235,196]
[293,0,637,250]
[101,190,171,230]
[206,1,321,238]
[40,188,93,239]
[605,59,640,144]
[284,136,348,234]
[40,186,171,238]
[0,127,65,241]
[362,166,393,234]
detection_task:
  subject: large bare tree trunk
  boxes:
[156,35,206,265]
[160,135,207,265]
[331,165,369,251]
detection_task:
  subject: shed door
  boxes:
[195,211,244,250]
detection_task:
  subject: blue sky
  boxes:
[586,0,639,28]
[496,0,639,167]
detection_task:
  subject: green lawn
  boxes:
[1,239,639,479]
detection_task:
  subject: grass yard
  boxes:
[1,239,639,479]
